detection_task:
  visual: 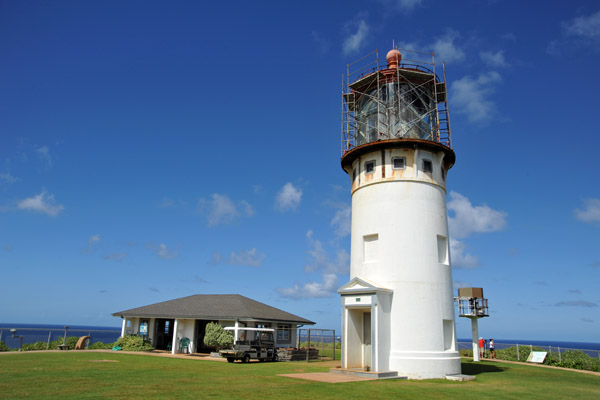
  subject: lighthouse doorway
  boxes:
[363,311,372,369]
[346,308,372,369]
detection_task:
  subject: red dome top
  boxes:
[386,49,402,69]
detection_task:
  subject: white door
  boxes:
[363,312,371,369]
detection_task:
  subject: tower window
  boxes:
[441,166,445,181]
[392,157,405,169]
[365,160,375,174]
[422,159,433,173]
[353,168,358,181]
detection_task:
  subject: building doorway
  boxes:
[154,319,174,350]
[346,308,372,370]
[195,320,218,353]
[363,312,371,369]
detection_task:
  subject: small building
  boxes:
[112,294,314,354]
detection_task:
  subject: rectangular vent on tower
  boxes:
[437,235,449,265]
[443,319,455,351]
[363,234,379,263]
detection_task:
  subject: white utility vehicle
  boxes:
[219,327,278,363]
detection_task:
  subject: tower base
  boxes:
[389,351,461,380]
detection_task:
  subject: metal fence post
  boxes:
[46,330,52,350]
[306,330,311,362]
[558,347,561,363]
[517,344,520,361]
[333,329,336,361]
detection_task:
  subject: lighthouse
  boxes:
[337,48,461,379]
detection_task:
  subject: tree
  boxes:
[203,322,234,350]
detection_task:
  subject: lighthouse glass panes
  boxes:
[356,82,436,146]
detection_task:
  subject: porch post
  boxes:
[234,320,240,341]
[121,318,127,338]
[171,319,179,355]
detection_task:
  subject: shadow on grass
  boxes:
[461,362,506,375]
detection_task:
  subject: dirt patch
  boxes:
[278,372,375,383]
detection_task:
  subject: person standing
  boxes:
[489,338,496,359]
[478,337,485,358]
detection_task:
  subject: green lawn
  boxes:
[0,352,599,399]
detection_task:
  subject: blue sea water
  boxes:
[0,323,121,349]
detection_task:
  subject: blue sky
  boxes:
[1,0,599,342]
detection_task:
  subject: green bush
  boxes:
[545,350,600,372]
[0,341,9,352]
[88,341,114,350]
[203,323,233,350]
[114,335,153,351]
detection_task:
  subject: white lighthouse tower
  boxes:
[337,48,461,379]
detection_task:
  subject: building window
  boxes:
[392,157,406,169]
[365,160,375,174]
[441,166,445,181]
[277,324,291,342]
[422,159,433,173]
[353,168,358,181]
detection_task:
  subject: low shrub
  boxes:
[114,335,153,351]
[88,341,114,350]
[0,341,9,352]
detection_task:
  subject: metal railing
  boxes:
[0,326,121,351]
[457,341,600,361]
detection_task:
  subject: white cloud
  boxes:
[36,146,52,166]
[0,173,18,184]
[394,0,422,10]
[564,10,600,39]
[277,230,349,299]
[343,19,370,56]
[89,234,101,246]
[311,30,330,54]
[147,243,177,259]
[480,50,508,68]
[432,29,465,63]
[17,190,64,216]
[213,248,265,267]
[450,71,502,123]
[276,273,339,299]
[331,203,351,237]
[450,239,480,269]
[275,182,302,212]
[574,198,600,224]
[104,252,127,261]
[448,191,507,239]
[199,193,254,226]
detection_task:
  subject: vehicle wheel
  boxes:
[243,354,251,363]
[227,358,234,363]
[258,358,264,362]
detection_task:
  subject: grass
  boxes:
[0,352,599,399]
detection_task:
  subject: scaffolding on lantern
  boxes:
[341,47,452,155]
